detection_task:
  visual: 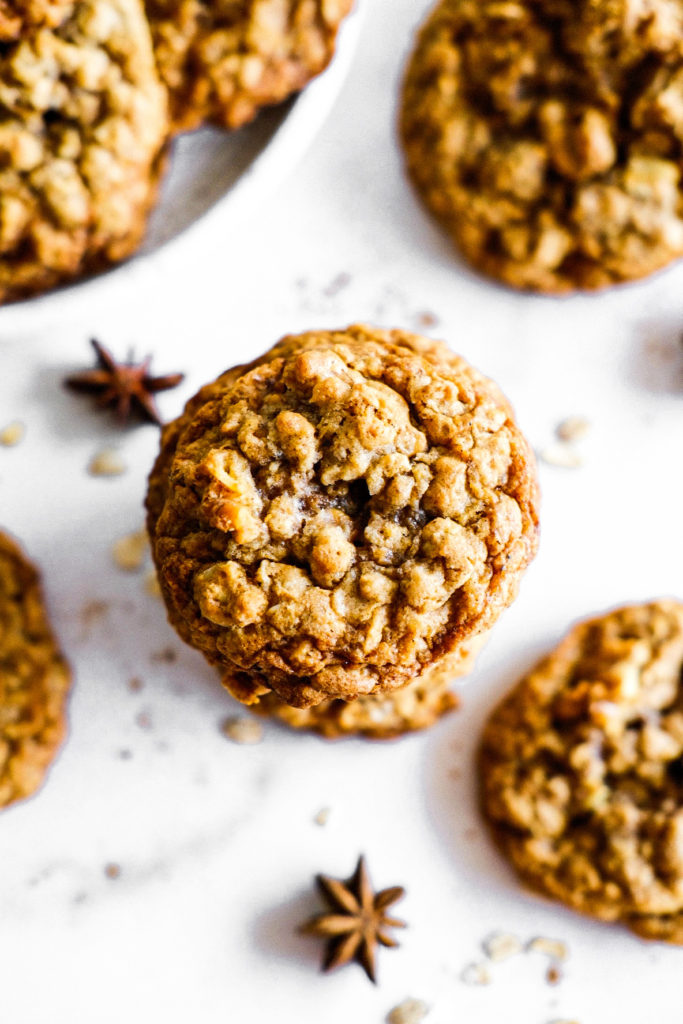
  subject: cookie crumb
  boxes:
[221,716,264,745]
[460,962,491,986]
[0,420,25,446]
[482,930,523,962]
[538,443,583,469]
[415,311,439,329]
[527,937,569,961]
[546,964,563,985]
[104,863,121,880]
[314,807,331,827]
[88,448,127,477]
[144,570,162,598]
[386,998,430,1024]
[151,647,176,663]
[136,711,153,731]
[112,530,147,571]
[556,416,591,443]
[128,677,143,693]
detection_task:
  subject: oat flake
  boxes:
[386,998,430,1024]
[221,716,264,745]
[0,421,25,446]
[88,448,127,477]
[113,530,147,571]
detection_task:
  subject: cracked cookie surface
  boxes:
[480,600,683,942]
[147,324,539,710]
[145,0,353,133]
[0,0,167,304]
[401,0,683,293]
[0,531,71,808]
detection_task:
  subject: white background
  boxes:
[2,1,683,1021]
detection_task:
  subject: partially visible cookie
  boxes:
[401,0,683,293]
[479,600,683,942]
[147,324,539,711]
[0,531,71,808]
[0,0,168,304]
[255,632,487,739]
[145,0,353,133]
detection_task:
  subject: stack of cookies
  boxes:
[0,0,353,303]
[146,324,540,738]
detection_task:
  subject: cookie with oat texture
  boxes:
[0,0,167,304]
[480,600,683,942]
[0,531,71,808]
[145,0,353,134]
[401,0,683,292]
[146,324,539,713]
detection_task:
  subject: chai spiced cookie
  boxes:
[254,631,488,739]
[145,0,353,134]
[401,0,683,293]
[0,531,71,808]
[146,324,539,713]
[0,0,168,304]
[480,600,683,942]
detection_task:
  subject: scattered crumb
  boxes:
[112,530,147,571]
[104,863,121,880]
[128,677,143,693]
[386,998,430,1024]
[538,443,583,469]
[151,647,177,663]
[527,937,569,962]
[80,599,109,629]
[118,749,132,760]
[414,311,439,329]
[88,448,127,477]
[324,272,351,297]
[546,964,563,986]
[556,415,591,443]
[482,931,523,962]
[460,962,491,986]
[313,807,331,827]
[136,711,153,731]
[0,420,25,446]
[221,716,264,745]
[145,570,162,598]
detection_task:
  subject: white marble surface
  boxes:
[2,1,683,1021]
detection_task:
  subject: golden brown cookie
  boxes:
[400,0,683,293]
[480,600,683,942]
[145,0,353,134]
[147,324,539,711]
[255,632,487,739]
[0,531,71,808]
[0,0,168,304]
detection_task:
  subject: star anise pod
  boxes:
[64,339,184,426]
[300,855,406,983]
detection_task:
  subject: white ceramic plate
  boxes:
[0,1,363,334]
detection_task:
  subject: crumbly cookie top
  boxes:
[0,0,167,304]
[148,325,539,708]
[401,0,683,292]
[480,600,683,937]
[0,531,71,808]
[145,0,352,132]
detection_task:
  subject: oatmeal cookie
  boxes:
[401,0,683,293]
[0,531,71,808]
[480,600,683,942]
[147,324,539,710]
[255,632,488,739]
[0,0,168,304]
[145,0,353,134]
